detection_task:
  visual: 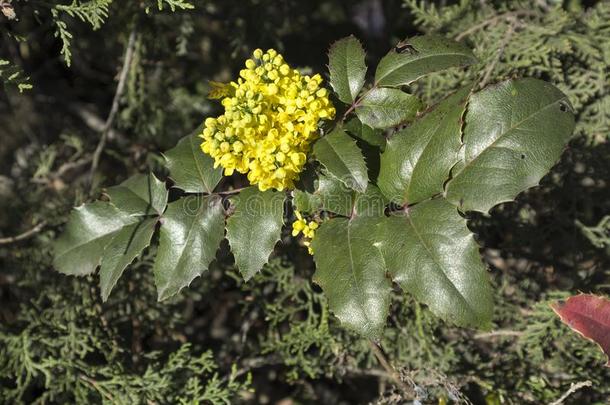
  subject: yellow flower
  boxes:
[291,210,318,255]
[200,49,335,191]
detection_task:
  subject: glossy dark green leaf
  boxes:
[446,78,575,213]
[316,174,386,218]
[378,85,472,204]
[99,218,157,301]
[375,35,477,87]
[313,128,369,193]
[328,36,367,104]
[344,117,386,149]
[226,187,285,281]
[292,189,322,214]
[153,195,225,300]
[355,88,423,129]
[353,184,387,217]
[163,131,223,193]
[312,217,391,338]
[317,174,354,217]
[376,198,493,329]
[106,172,168,216]
[53,202,137,276]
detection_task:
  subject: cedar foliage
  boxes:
[1,0,609,403]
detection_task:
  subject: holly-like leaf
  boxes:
[53,202,138,276]
[163,131,223,193]
[292,189,322,214]
[378,85,472,204]
[446,78,575,213]
[317,173,355,217]
[328,35,367,104]
[552,294,610,366]
[99,218,157,301]
[317,174,386,218]
[353,185,387,218]
[312,217,391,338]
[375,34,477,87]
[355,88,423,129]
[106,172,168,216]
[376,198,493,329]
[313,128,369,193]
[345,117,386,149]
[153,195,225,301]
[226,187,285,281]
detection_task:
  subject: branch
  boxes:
[474,330,523,339]
[0,220,47,245]
[368,340,414,397]
[477,18,516,89]
[79,374,114,401]
[455,10,537,41]
[87,28,137,194]
[548,380,592,405]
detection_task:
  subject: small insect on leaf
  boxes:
[551,294,610,367]
[394,41,415,54]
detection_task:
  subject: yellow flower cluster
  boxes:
[200,48,335,191]
[291,211,318,254]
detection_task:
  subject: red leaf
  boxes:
[551,294,610,366]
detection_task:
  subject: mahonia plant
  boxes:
[53,35,575,338]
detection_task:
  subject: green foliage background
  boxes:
[1,0,609,403]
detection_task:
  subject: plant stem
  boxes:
[87,27,137,194]
[0,220,47,245]
[368,339,413,397]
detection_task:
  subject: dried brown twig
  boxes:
[548,380,592,405]
[87,28,137,194]
[0,220,47,245]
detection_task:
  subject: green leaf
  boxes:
[317,174,353,217]
[376,199,493,329]
[353,184,387,218]
[312,217,391,338]
[292,189,322,214]
[317,174,386,218]
[375,34,477,87]
[99,218,157,301]
[163,131,223,193]
[313,128,369,193]
[153,196,225,300]
[344,117,386,149]
[226,187,285,281]
[355,88,423,129]
[106,172,168,216]
[53,202,137,276]
[378,85,472,204]
[328,35,367,104]
[446,78,575,213]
